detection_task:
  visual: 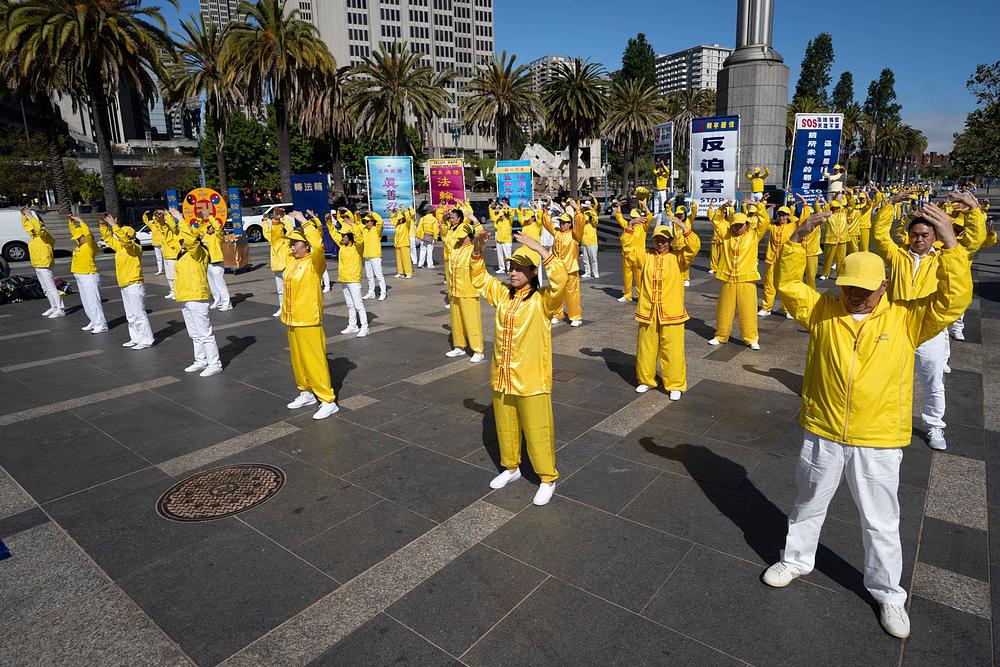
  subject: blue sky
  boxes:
[164,0,997,152]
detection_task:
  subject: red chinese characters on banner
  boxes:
[428,158,465,205]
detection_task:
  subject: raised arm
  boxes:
[779,212,831,326]
[470,231,507,307]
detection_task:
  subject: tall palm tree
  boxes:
[6,0,175,217]
[603,78,669,193]
[839,102,869,173]
[300,65,353,194]
[665,88,715,159]
[223,0,333,197]
[873,120,907,183]
[461,51,542,160]
[350,42,453,156]
[543,58,608,197]
[168,14,238,193]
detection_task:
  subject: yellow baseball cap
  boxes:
[829,200,843,209]
[651,225,674,239]
[777,206,792,215]
[835,252,886,291]
[286,228,309,243]
[505,251,538,268]
[119,226,137,239]
[558,213,573,225]
[629,208,642,218]
[730,213,748,226]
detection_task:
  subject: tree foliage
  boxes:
[831,71,854,111]
[952,61,1000,177]
[461,51,542,160]
[863,68,902,126]
[618,33,657,89]
[793,33,834,106]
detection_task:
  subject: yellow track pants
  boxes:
[859,228,871,253]
[395,247,412,277]
[636,320,686,391]
[715,281,759,345]
[561,272,582,322]
[804,255,819,290]
[761,261,783,311]
[821,243,847,278]
[710,240,721,272]
[492,390,558,483]
[621,252,642,301]
[450,296,483,353]
[287,324,335,403]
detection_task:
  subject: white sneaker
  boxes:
[490,468,521,489]
[356,327,370,337]
[786,312,794,319]
[378,293,386,301]
[636,384,653,394]
[684,280,690,287]
[750,343,761,350]
[155,270,163,276]
[131,343,151,350]
[952,330,965,341]
[90,327,108,334]
[287,391,317,409]
[185,362,207,373]
[669,390,681,401]
[272,308,282,317]
[928,427,947,450]
[879,603,911,639]
[581,273,591,279]
[470,353,485,363]
[708,338,722,346]
[48,310,65,318]
[199,365,222,378]
[762,562,800,588]
[708,269,715,275]
[122,341,136,347]
[819,275,828,281]
[82,323,94,331]
[758,309,771,317]
[341,325,359,334]
[445,348,466,358]
[496,269,507,274]
[165,292,175,299]
[210,302,219,309]
[313,401,340,420]
[593,273,599,279]
[943,363,952,374]
[533,482,556,506]
[322,286,331,293]
[218,305,233,311]
[42,308,53,316]
[445,303,451,309]
[362,293,375,300]
[617,296,629,303]
[393,274,402,278]
[570,320,582,327]
[551,316,561,324]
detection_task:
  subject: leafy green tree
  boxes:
[952,61,1000,177]
[862,68,903,179]
[603,79,669,192]
[831,71,854,111]
[0,127,48,204]
[543,59,609,197]
[618,33,657,89]
[793,33,835,106]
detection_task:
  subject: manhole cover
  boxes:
[157,464,285,522]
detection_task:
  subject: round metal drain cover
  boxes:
[157,464,285,522]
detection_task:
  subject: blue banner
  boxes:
[366,156,414,246]
[290,173,334,254]
[496,160,533,207]
[789,113,843,202]
[165,189,179,210]
[227,187,243,235]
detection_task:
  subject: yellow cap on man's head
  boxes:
[835,252,886,291]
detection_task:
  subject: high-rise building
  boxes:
[200,0,241,26]
[655,44,733,95]
[522,55,569,134]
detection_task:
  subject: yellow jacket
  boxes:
[263,217,293,272]
[151,216,180,260]
[21,215,54,268]
[541,214,583,275]
[635,229,700,324]
[490,207,513,244]
[407,207,417,239]
[616,210,653,259]
[174,222,211,302]
[201,223,225,263]
[417,214,440,241]
[471,252,568,396]
[716,205,770,283]
[145,212,163,247]
[281,219,327,327]
[653,165,669,190]
[764,219,797,264]
[361,214,384,258]
[68,219,98,274]
[797,204,823,256]
[447,241,479,298]
[580,209,599,246]
[777,242,972,448]
[327,220,364,284]
[390,210,411,248]
[100,224,144,287]
[845,194,875,235]
[745,167,769,193]
[821,204,851,244]
[518,210,543,241]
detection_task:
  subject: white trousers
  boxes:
[74,273,106,329]
[581,244,599,277]
[781,430,906,605]
[181,301,221,369]
[949,311,966,336]
[35,267,65,311]
[207,263,231,308]
[121,283,154,346]
[409,239,419,265]
[540,229,554,248]
[419,240,435,268]
[342,283,368,328]
[915,329,948,430]
[364,258,386,296]
[750,192,764,202]
[274,272,284,305]
[496,242,512,271]
[164,259,176,292]
[653,189,668,214]
[153,246,164,273]
[322,270,331,291]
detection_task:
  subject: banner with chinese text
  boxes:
[366,156,414,221]
[789,113,843,203]
[652,122,673,161]
[428,158,466,205]
[496,160,533,207]
[688,115,740,207]
[290,173,333,253]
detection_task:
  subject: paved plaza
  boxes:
[1,226,998,666]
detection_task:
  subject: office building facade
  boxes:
[655,44,733,94]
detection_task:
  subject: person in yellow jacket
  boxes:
[763,208,972,641]
[819,197,850,280]
[390,207,413,279]
[68,215,107,333]
[149,210,180,299]
[744,165,769,201]
[758,205,798,318]
[541,207,584,326]
[579,197,600,279]
[441,206,485,304]
[144,210,165,275]
[99,215,154,349]
[706,200,732,275]
[489,199,514,273]
[325,212,369,337]
[844,189,875,253]
[652,159,670,215]
[406,205,419,269]
[945,193,990,342]
[469,230,567,506]
[360,211,386,300]
[416,203,439,269]
[614,200,653,302]
[668,200,697,286]
[792,197,822,289]
[199,216,232,311]
[263,210,294,317]
[281,211,339,420]
[709,203,771,349]
[445,221,485,362]
[166,209,223,377]
[20,208,65,317]
[820,164,846,197]
[634,219,700,399]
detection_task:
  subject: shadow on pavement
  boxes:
[742,365,803,394]
[579,346,635,385]
[219,335,255,366]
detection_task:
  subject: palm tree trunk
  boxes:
[274,96,293,198]
[620,137,629,194]
[330,135,345,194]
[38,100,71,214]
[86,71,121,218]
[568,133,580,198]
[215,120,229,194]
[632,136,639,196]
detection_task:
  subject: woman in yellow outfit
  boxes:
[796,197,822,289]
[263,210,293,317]
[325,212,369,337]
[99,215,154,349]
[758,204,799,318]
[200,217,232,310]
[819,197,850,280]
[489,200,514,272]
[166,209,223,377]
[282,211,339,420]
[445,218,485,362]
[706,201,732,275]
[668,201,697,286]
[390,208,413,279]
[541,206,584,326]
[710,202,771,349]
[149,211,179,299]
[20,209,65,317]
[68,215,107,333]
[470,230,567,506]
[614,200,653,302]
[579,197,600,279]
[144,210,165,275]
[416,203,439,268]
[634,218,701,399]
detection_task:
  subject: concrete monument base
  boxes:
[716,59,789,185]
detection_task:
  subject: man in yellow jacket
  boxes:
[445,221,485,362]
[614,200,653,302]
[68,215,107,333]
[652,159,670,216]
[541,207,584,326]
[390,207,413,279]
[579,197,600,279]
[819,197,850,280]
[416,203,439,269]
[21,209,65,317]
[763,209,972,640]
[200,217,232,311]
[709,203,770,349]
[360,211,387,300]
[144,210,165,275]
[744,165,769,201]
[758,205,797,318]
[149,211,179,299]
[634,220,700,399]
[99,215,154,349]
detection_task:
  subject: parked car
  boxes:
[0,207,33,262]
[240,203,294,243]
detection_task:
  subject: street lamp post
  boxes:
[451,125,461,158]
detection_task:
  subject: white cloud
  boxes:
[903,111,967,154]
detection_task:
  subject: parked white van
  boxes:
[0,208,36,262]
